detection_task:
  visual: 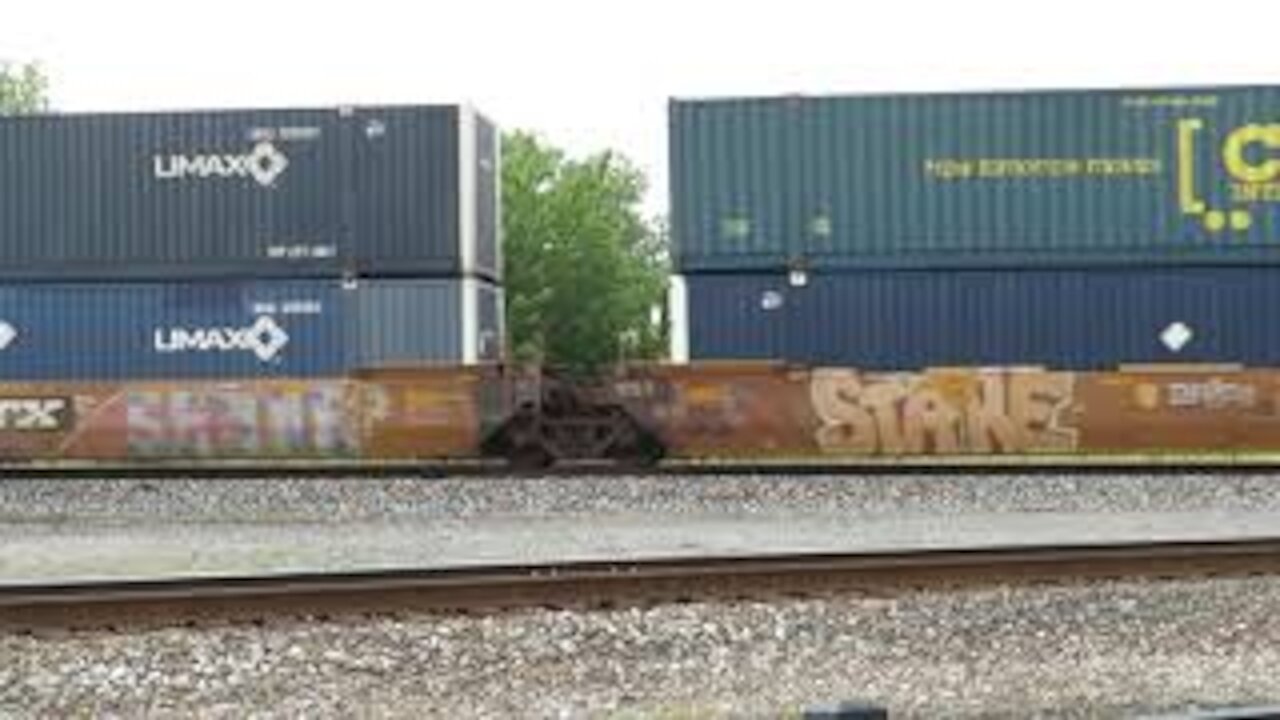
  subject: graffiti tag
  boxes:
[126,385,358,457]
[810,369,1078,454]
[0,398,72,431]
[1167,379,1258,410]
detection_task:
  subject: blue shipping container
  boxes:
[0,278,502,380]
[672,268,1280,369]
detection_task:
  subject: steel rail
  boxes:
[5,454,1280,480]
[5,538,1280,631]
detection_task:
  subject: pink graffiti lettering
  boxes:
[126,385,358,457]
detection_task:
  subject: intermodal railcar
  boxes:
[0,363,1274,468]
[5,88,1280,469]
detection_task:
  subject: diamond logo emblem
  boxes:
[247,142,290,187]
[1160,321,1193,353]
[0,322,16,351]
[247,315,290,362]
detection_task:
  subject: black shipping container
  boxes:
[0,104,500,281]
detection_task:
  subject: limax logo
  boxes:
[0,398,71,432]
[154,316,290,363]
[153,141,290,187]
[1178,119,1280,233]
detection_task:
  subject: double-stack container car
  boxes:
[10,87,1280,468]
[0,104,505,379]
[669,86,1280,368]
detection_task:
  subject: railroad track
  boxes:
[6,538,1280,632]
[5,453,1280,480]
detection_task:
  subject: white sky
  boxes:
[4,0,1277,214]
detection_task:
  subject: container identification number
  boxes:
[267,244,337,260]
[252,301,323,315]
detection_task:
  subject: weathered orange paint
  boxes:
[0,369,498,463]
[5,364,1280,465]
[613,364,1280,459]
[611,363,818,457]
[354,367,503,459]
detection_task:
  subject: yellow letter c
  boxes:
[1224,124,1280,184]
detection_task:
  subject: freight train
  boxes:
[2,87,1280,468]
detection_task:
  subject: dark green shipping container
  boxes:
[670,86,1280,271]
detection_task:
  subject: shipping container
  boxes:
[0,104,500,281]
[0,277,502,380]
[671,86,1280,271]
[672,267,1280,369]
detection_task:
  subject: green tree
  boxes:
[0,61,48,114]
[502,132,668,371]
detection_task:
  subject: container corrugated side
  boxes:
[0,278,497,380]
[678,273,787,362]
[671,86,1280,272]
[349,104,499,282]
[671,98,801,271]
[353,277,504,368]
[0,104,500,281]
[679,267,1280,369]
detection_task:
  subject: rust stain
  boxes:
[7,365,1280,462]
[619,365,1280,459]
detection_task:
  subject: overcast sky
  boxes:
[4,0,1276,213]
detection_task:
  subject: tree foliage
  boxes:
[0,61,48,114]
[502,132,667,372]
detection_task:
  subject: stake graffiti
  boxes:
[810,369,1079,454]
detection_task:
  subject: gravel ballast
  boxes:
[6,473,1280,583]
[5,471,1280,523]
[6,471,1280,716]
[8,509,1280,584]
[5,575,1280,718]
